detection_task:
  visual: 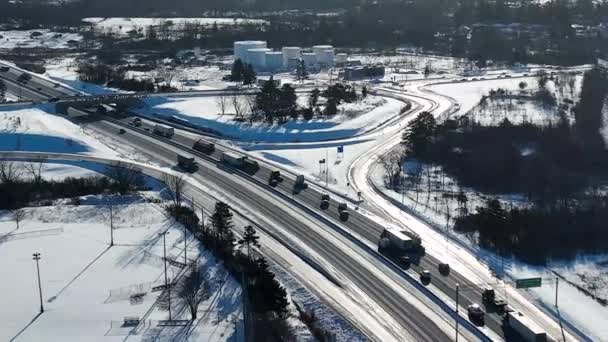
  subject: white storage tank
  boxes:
[313,45,334,55]
[335,53,348,64]
[317,49,335,67]
[286,58,300,69]
[265,51,284,71]
[247,48,271,71]
[301,53,317,68]
[282,47,301,67]
[234,41,267,63]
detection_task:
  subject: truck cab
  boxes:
[320,194,330,210]
[467,304,485,324]
[269,170,283,186]
[177,155,198,173]
[338,202,349,221]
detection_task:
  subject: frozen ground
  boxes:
[0,29,82,49]
[0,192,242,342]
[0,105,117,156]
[144,94,403,142]
[43,57,118,95]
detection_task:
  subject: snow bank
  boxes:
[0,29,82,49]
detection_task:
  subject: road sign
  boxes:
[516,277,542,288]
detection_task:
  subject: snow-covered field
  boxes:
[0,105,117,156]
[83,17,268,36]
[0,29,82,49]
[144,94,403,142]
[0,191,242,342]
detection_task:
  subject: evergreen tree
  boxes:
[324,97,338,116]
[243,63,257,86]
[255,77,281,123]
[251,257,289,317]
[230,59,245,83]
[296,59,308,82]
[308,88,320,109]
[402,111,437,159]
[279,84,298,120]
[238,225,261,259]
[211,202,235,253]
[361,85,368,98]
[0,79,5,102]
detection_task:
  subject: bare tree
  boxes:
[0,160,22,184]
[105,162,145,194]
[178,265,209,320]
[216,94,228,116]
[25,158,46,185]
[379,149,404,188]
[232,93,246,119]
[163,173,185,209]
[11,208,25,230]
[406,162,423,204]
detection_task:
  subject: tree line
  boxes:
[398,68,608,262]
[163,174,293,339]
[0,160,146,210]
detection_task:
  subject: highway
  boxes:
[2,61,586,341]
[0,64,494,341]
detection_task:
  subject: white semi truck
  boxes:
[153,124,174,138]
[505,311,547,342]
[379,228,422,252]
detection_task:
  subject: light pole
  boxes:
[109,202,114,246]
[158,231,171,321]
[32,253,44,313]
[455,283,459,342]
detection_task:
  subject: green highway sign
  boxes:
[516,277,542,288]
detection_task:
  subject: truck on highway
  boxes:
[505,311,547,342]
[320,194,330,210]
[482,287,507,312]
[295,174,308,190]
[222,151,246,168]
[338,202,349,221]
[379,228,422,253]
[153,124,174,138]
[177,155,198,172]
[269,170,284,187]
[192,139,215,154]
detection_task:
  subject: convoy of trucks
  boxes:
[153,124,174,138]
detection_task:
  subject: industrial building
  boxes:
[233,41,343,72]
[342,66,386,80]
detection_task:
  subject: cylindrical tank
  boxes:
[317,49,335,67]
[335,53,348,64]
[247,48,271,71]
[312,45,334,55]
[282,47,301,67]
[234,41,267,63]
[265,51,284,71]
[286,58,300,69]
[301,52,317,68]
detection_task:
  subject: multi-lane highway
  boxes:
[1,61,587,341]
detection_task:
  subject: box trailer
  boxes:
[177,155,197,172]
[153,125,174,138]
[192,139,215,154]
[379,228,417,251]
[221,151,245,168]
[505,312,547,342]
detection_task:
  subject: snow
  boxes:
[143,95,403,142]
[83,17,268,36]
[43,57,118,95]
[0,29,82,49]
[0,106,118,156]
[0,193,242,342]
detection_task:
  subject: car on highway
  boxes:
[420,270,431,284]
[438,263,450,275]
[467,304,485,325]
[53,83,60,88]
[118,128,126,134]
[0,66,9,72]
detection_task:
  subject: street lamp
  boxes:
[158,231,171,321]
[32,253,44,313]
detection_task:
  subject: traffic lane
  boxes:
[121,112,506,337]
[0,67,68,98]
[89,118,455,342]
[0,76,49,101]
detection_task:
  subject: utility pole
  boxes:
[159,231,171,321]
[109,202,114,246]
[455,283,459,342]
[32,253,44,313]
[555,277,559,308]
[325,149,329,188]
[201,207,205,231]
